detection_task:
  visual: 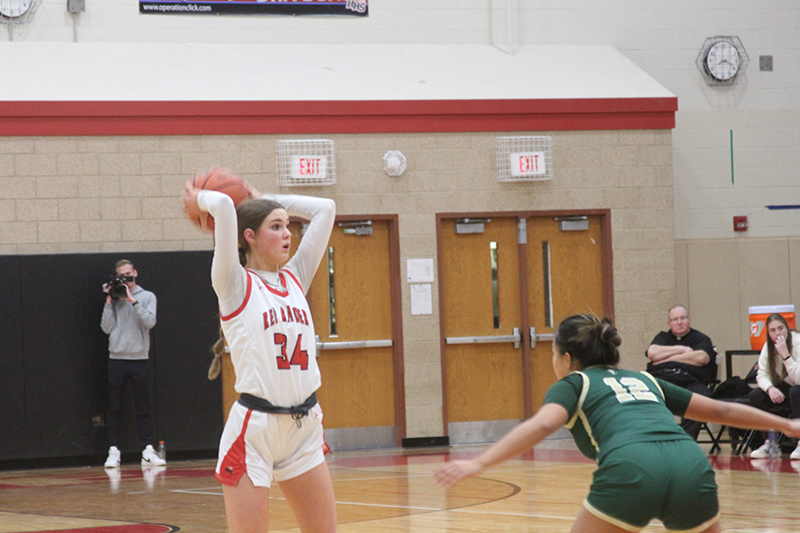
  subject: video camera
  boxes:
[106,275,134,299]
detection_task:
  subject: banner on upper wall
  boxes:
[139,0,367,16]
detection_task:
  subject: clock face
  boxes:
[0,0,31,17]
[705,41,741,81]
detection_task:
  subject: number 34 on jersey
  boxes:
[273,333,309,371]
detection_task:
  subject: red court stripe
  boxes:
[330,447,790,472]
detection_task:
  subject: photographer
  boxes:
[100,259,164,468]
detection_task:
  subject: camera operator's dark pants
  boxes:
[107,358,154,449]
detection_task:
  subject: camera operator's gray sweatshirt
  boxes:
[100,285,157,360]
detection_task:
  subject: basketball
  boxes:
[186,167,251,231]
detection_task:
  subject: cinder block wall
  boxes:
[0,130,673,438]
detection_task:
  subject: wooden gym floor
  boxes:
[2,439,800,533]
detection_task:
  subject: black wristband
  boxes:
[132,301,139,306]
[784,355,791,361]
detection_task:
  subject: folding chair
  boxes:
[696,378,736,454]
[723,350,762,455]
[697,350,760,454]
[695,348,726,453]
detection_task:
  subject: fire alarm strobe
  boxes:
[733,216,748,232]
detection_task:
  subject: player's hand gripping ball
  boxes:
[184,167,252,232]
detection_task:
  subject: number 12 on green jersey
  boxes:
[603,377,659,403]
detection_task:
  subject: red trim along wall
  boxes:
[0,98,677,136]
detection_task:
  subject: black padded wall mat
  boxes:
[0,251,223,463]
[0,256,25,461]
[20,254,91,458]
[147,251,222,452]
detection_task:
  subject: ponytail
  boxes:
[208,325,226,380]
[554,314,621,369]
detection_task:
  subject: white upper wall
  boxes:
[0,42,673,101]
[3,0,800,239]
[7,0,495,44]
[7,1,797,104]
[6,0,798,108]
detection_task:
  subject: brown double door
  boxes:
[439,212,610,443]
[302,216,403,450]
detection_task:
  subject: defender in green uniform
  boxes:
[433,314,800,533]
[546,367,716,531]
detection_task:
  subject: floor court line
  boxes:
[326,462,590,483]
[171,488,223,495]
[171,489,517,514]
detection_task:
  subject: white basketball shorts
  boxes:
[215,401,325,488]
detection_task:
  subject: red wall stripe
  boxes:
[0,98,677,136]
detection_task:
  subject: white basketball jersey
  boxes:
[221,269,320,407]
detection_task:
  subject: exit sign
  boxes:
[291,155,327,181]
[509,152,546,177]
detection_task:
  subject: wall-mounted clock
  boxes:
[705,40,741,81]
[696,36,750,87]
[0,0,31,18]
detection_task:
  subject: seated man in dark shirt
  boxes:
[646,305,717,440]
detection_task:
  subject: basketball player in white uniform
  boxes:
[183,181,336,533]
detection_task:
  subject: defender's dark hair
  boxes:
[554,314,621,369]
[235,197,285,267]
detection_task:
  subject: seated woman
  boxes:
[748,313,800,459]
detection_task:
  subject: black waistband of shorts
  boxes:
[238,392,318,420]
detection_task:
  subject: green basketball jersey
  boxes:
[543,366,694,462]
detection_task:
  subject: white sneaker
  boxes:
[104,446,121,468]
[141,444,166,466]
[750,442,771,459]
[791,444,800,460]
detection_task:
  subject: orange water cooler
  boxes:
[749,305,796,350]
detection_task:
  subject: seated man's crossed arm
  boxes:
[647,344,710,366]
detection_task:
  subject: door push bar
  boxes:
[315,336,393,351]
[530,327,555,349]
[445,327,521,349]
